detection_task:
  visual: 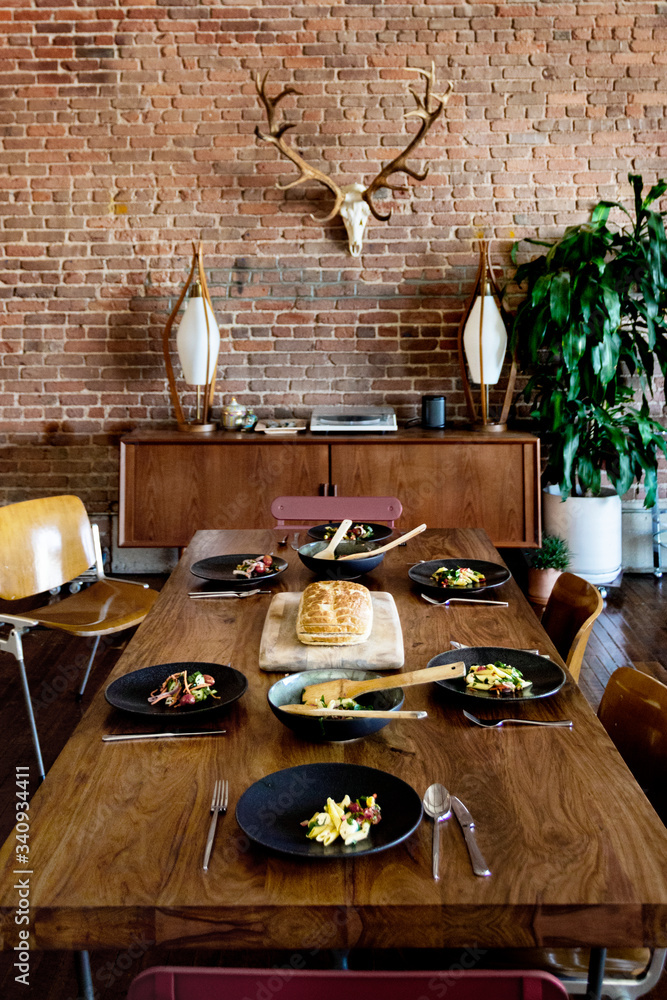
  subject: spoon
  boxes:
[312,519,353,560]
[422,782,451,881]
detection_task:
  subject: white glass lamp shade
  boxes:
[176,296,220,386]
[462,290,507,385]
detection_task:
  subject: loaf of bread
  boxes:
[296,580,373,646]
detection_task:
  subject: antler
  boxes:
[254,72,345,222]
[363,64,452,221]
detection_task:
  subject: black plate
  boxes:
[190,553,288,588]
[408,558,511,595]
[235,762,423,858]
[307,522,393,542]
[105,662,248,718]
[428,646,566,702]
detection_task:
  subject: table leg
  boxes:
[331,949,349,970]
[74,949,94,1000]
[586,946,607,1000]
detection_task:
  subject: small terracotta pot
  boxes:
[527,567,562,606]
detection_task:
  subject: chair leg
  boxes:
[76,635,101,700]
[16,649,46,783]
[74,950,95,1000]
[586,946,607,1000]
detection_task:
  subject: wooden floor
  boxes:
[1,570,666,999]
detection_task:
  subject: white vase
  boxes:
[542,485,622,585]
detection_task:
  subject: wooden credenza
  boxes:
[119,427,541,548]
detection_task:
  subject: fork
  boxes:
[420,593,509,607]
[463,710,573,729]
[202,778,229,871]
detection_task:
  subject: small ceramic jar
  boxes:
[221,397,247,430]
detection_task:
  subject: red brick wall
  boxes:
[1,1,666,509]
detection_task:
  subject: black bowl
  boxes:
[307,522,393,543]
[297,539,385,580]
[268,669,404,742]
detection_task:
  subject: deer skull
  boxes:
[340,183,371,257]
[254,66,451,257]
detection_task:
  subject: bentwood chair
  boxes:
[271,495,402,532]
[598,666,667,824]
[0,495,158,781]
[491,666,667,997]
[127,966,570,1000]
[540,572,604,683]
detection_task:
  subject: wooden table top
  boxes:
[2,528,667,953]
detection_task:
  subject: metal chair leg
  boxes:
[586,947,607,1000]
[74,950,95,1000]
[16,655,45,783]
[1,628,46,782]
[77,634,101,700]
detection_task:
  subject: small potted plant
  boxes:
[527,534,570,605]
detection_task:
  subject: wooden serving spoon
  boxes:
[336,523,427,560]
[311,518,353,560]
[301,661,465,705]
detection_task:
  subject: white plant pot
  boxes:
[542,485,622,585]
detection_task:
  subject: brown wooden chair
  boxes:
[489,666,667,995]
[598,666,667,824]
[540,571,604,682]
[271,495,403,531]
[0,495,158,780]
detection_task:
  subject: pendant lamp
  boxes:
[162,241,221,432]
[457,240,517,432]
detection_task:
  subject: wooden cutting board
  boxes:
[258,592,405,672]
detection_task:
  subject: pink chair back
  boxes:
[128,966,570,1000]
[271,495,403,530]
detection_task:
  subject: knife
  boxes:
[451,796,491,877]
[188,590,271,598]
[102,731,226,742]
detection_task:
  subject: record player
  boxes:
[309,405,397,433]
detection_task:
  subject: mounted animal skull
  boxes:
[253,66,452,257]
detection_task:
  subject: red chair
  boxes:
[271,495,403,531]
[127,966,570,1000]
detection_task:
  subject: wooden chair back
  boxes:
[598,666,667,821]
[271,495,403,530]
[127,966,570,1000]
[540,572,603,682]
[0,495,96,601]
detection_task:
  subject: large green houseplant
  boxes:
[512,173,667,509]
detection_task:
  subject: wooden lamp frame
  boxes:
[456,240,517,432]
[161,241,219,433]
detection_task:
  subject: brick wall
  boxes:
[1,1,666,510]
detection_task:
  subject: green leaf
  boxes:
[549,272,571,325]
[642,180,667,209]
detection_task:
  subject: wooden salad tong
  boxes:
[281,706,427,720]
[301,661,465,705]
[336,523,427,560]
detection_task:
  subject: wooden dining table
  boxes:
[2,528,667,998]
